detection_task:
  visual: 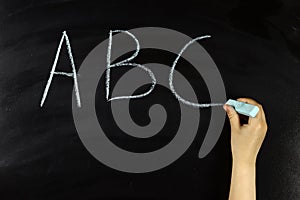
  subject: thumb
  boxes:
[223,104,240,130]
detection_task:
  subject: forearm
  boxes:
[229,161,256,200]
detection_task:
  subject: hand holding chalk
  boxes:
[225,99,259,117]
[223,98,268,165]
[225,98,268,200]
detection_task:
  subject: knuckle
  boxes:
[228,113,236,120]
[256,122,268,131]
[264,123,268,131]
[256,124,263,130]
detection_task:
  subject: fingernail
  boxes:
[223,104,227,112]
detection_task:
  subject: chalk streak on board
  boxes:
[106,30,156,102]
[40,31,81,107]
[169,35,224,108]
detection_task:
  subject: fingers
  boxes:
[223,104,240,131]
[224,97,267,134]
[237,97,266,123]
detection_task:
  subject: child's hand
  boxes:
[223,98,268,165]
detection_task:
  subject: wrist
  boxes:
[233,158,256,168]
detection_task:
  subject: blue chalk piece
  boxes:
[225,99,259,118]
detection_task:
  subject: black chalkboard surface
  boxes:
[1,0,300,199]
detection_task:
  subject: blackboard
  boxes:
[0,0,300,199]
